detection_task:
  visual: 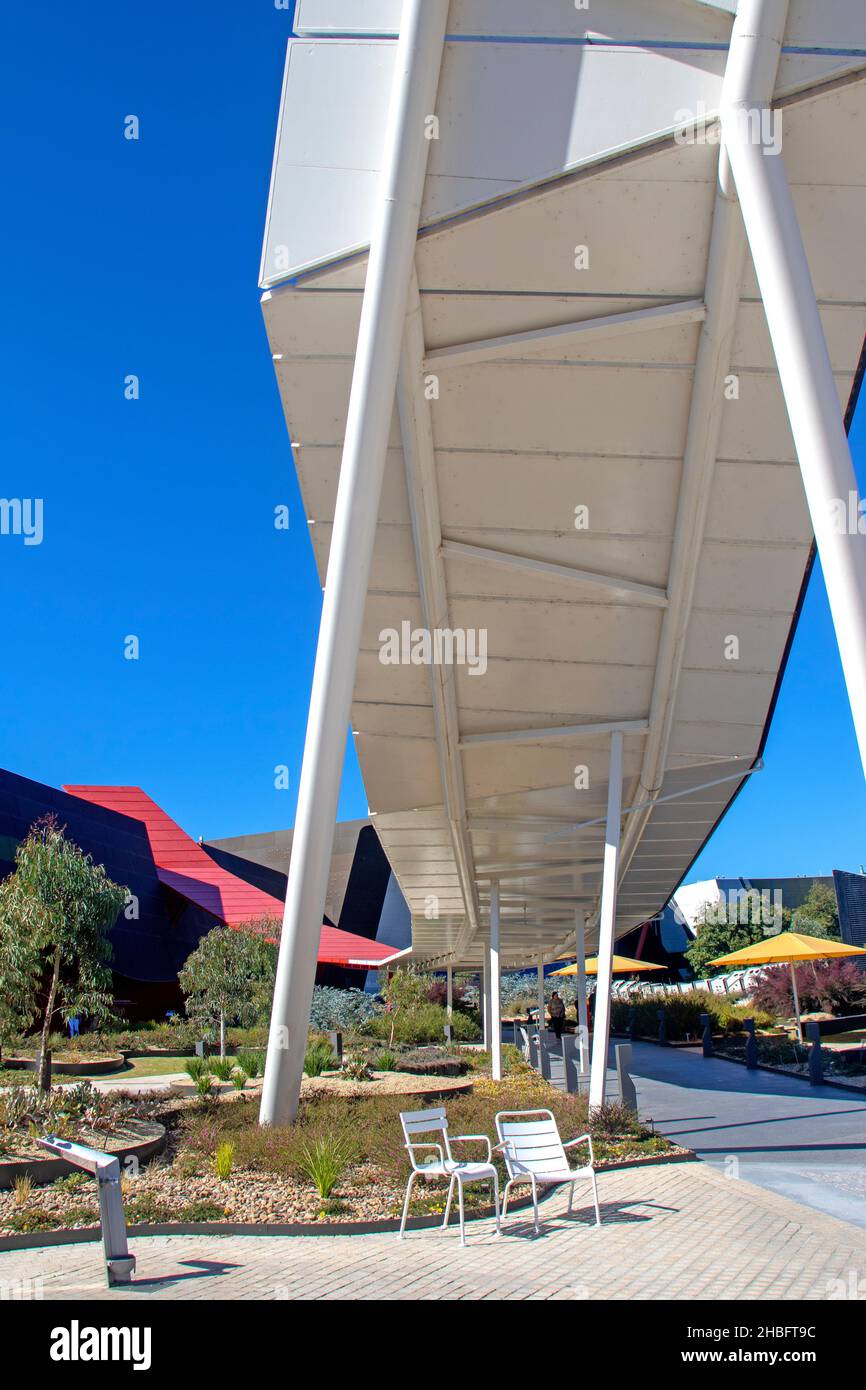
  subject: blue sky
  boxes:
[1,1,863,886]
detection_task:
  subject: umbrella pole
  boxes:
[790,959,803,1043]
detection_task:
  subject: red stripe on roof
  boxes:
[63,784,405,968]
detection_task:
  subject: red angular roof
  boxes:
[63,785,406,969]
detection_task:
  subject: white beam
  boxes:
[489,881,502,1080]
[260,0,450,1128]
[537,955,546,1037]
[612,2,788,899]
[460,719,649,750]
[399,275,483,951]
[589,731,624,1110]
[441,539,669,607]
[425,300,707,370]
[722,3,866,780]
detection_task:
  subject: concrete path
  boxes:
[3,1161,866,1301]
[620,1041,866,1232]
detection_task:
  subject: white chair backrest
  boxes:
[400,1106,450,1169]
[495,1109,567,1177]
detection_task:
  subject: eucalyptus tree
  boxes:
[179,922,276,1059]
[0,815,127,1088]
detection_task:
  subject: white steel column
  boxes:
[260,0,450,1126]
[481,960,490,1050]
[722,0,866,780]
[536,955,545,1033]
[575,913,589,1072]
[446,966,453,1020]
[589,731,624,1110]
[489,881,502,1080]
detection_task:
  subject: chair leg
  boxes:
[502,1178,513,1220]
[442,1175,455,1229]
[491,1171,502,1236]
[398,1171,417,1240]
[590,1170,601,1228]
[531,1177,540,1236]
[457,1176,466,1247]
[567,1182,574,1215]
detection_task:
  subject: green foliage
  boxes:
[229,1068,248,1092]
[0,816,127,1064]
[296,1134,356,1198]
[235,1048,263,1079]
[184,1057,211,1082]
[685,900,765,978]
[178,925,276,1057]
[791,880,841,940]
[339,1058,374,1082]
[359,1001,480,1045]
[610,989,776,1041]
[308,986,377,1032]
[374,1050,397,1072]
[178,1199,226,1222]
[303,1040,335,1077]
[214,1141,235,1179]
[209,1059,235,1082]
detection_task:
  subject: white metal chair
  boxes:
[398,1106,501,1246]
[494,1108,601,1235]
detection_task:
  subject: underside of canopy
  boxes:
[261,0,866,970]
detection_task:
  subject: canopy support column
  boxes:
[537,955,545,1036]
[575,913,589,1072]
[446,966,453,1020]
[489,881,502,1080]
[259,0,449,1126]
[722,0,866,780]
[589,731,624,1110]
[481,960,490,1050]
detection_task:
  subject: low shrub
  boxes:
[358,1002,480,1045]
[235,1048,263,1079]
[179,1199,227,1223]
[374,1050,397,1072]
[214,1141,235,1179]
[750,960,866,1019]
[210,1059,235,1082]
[303,1040,335,1078]
[296,1134,356,1198]
[308,986,378,1033]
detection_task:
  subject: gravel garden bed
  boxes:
[0,1072,685,1236]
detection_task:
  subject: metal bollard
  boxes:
[539,1038,552,1081]
[328,1029,343,1062]
[528,1031,540,1070]
[38,1137,136,1286]
[656,1009,668,1046]
[561,1036,578,1094]
[743,1017,758,1069]
[805,1021,824,1085]
[700,1013,713,1058]
[443,1023,453,1043]
[615,1044,638,1113]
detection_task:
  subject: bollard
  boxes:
[656,1009,668,1046]
[700,1013,713,1058]
[37,1137,135,1286]
[194,1040,207,1059]
[805,1022,824,1085]
[328,1030,343,1063]
[443,1023,453,1044]
[743,1017,758,1069]
[528,1031,540,1070]
[512,1020,520,1050]
[539,1038,552,1081]
[561,1036,579,1094]
[615,1044,638,1113]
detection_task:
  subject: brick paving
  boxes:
[3,1161,866,1301]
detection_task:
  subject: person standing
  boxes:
[549,991,566,1041]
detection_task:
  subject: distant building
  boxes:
[0,768,410,1019]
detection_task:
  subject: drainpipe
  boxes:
[722,0,866,780]
[260,0,450,1126]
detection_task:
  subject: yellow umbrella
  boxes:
[552,955,665,977]
[708,931,866,1041]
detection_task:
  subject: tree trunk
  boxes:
[37,944,62,1093]
[220,1008,226,1061]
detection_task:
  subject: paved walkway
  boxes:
[3,1161,866,1301]
[620,1042,866,1231]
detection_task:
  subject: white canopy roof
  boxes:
[261,0,866,967]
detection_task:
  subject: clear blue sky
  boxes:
[1,2,863,887]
